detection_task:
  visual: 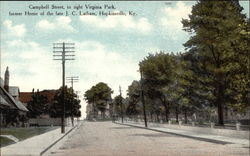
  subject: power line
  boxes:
[53,42,75,133]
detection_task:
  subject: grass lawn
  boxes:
[0,127,58,147]
[0,137,14,147]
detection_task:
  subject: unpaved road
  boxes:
[47,121,249,156]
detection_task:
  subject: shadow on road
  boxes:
[130,133,175,138]
[109,126,136,129]
[115,122,233,145]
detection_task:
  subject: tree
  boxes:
[27,89,49,118]
[227,19,250,112]
[126,81,141,117]
[179,52,208,123]
[139,52,177,122]
[50,86,81,118]
[182,0,249,125]
[113,95,124,116]
[84,82,113,119]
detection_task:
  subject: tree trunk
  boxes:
[217,102,224,125]
[163,96,169,122]
[175,107,179,123]
[164,105,169,122]
[225,106,228,121]
[216,84,224,125]
[184,110,188,124]
[150,113,153,122]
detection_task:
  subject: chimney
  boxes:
[4,66,9,92]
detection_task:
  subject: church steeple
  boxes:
[4,66,9,92]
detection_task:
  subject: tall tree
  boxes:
[84,82,113,119]
[179,53,207,123]
[126,81,141,117]
[182,1,249,125]
[139,52,176,122]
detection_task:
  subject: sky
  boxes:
[0,1,249,118]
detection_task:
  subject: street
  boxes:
[47,121,249,156]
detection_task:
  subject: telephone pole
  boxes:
[66,76,79,127]
[53,42,75,133]
[119,86,124,123]
[140,70,148,128]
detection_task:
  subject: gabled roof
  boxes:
[0,86,28,112]
[15,100,29,112]
[0,94,13,108]
[0,86,16,108]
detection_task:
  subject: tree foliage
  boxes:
[27,90,49,118]
[84,82,113,118]
[182,0,249,124]
[126,81,141,115]
[50,86,81,118]
[139,52,177,121]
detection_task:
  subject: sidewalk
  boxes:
[115,121,249,147]
[0,121,80,156]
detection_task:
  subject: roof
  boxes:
[19,90,57,104]
[9,86,19,96]
[19,92,32,103]
[0,86,15,108]
[15,100,29,112]
[0,94,12,107]
[0,86,28,111]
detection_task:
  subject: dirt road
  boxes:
[47,121,249,156]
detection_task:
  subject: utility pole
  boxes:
[66,76,79,127]
[140,70,148,128]
[119,86,124,123]
[53,42,75,133]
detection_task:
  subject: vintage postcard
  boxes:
[0,1,249,156]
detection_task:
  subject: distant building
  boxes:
[20,89,57,104]
[19,89,57,118]
[86,97,112,120]
[9,86,20,100]
[86,102,92,120]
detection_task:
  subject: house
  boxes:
[9,86,20,100]
[86,98,112,120]
[0,86,28,126]
[19,89,57,118]
[0,67,28,127]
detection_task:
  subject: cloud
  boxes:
[53,39,140,95]
[160,2,191,39]
[79,14,152,34]
[1,39,61,91]
[3,20,26,37]
[36,16,75,32]
[36,20,55,30]
[1,39,140,118]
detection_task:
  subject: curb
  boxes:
[40,123,79,156]
[114,122,233,145]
